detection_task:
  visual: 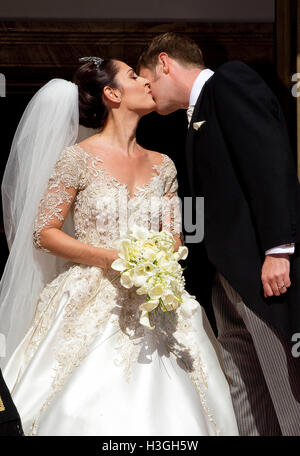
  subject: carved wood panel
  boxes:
[0,21,274,94]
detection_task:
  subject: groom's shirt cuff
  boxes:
[265,243,295,255]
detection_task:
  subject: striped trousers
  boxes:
[211,272,300,436]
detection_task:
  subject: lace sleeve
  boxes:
[33,146,82,253]
[161,155,183,240]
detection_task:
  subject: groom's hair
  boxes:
[137,32,205,74]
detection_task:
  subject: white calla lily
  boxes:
[130,224,149,240]
[119,239,132,261]
[139,310,155,330]
[139,298,160,312]
[133,262,156,287]
[173,246,188,261]
[136,284,148,295]
[155,251,174,270]
[148,284,164,299]
[111,258,129,272]
[133,274,148,288]
[162,293,180,311]
[120,269,135,288]
[166,261,182,274]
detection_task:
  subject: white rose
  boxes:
[141,245,157,262]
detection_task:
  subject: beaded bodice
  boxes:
[33,143,181,253]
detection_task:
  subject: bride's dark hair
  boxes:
[73,59,120,129]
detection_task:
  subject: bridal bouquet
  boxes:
[111,225,199,329]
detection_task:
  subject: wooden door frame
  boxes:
[297,1,300,177]
[276,0,299,175]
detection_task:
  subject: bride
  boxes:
[0,56,238,436]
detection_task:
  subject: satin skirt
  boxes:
[3,265,239,436]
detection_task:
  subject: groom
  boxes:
[137,32,300,435]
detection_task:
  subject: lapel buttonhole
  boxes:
[193,121,206,131]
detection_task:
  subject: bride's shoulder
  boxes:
[146,149,176,169]
[146,149,163,163]
[65,141,101,165]
[71,141,90,157]
[54,144,96,178]
[53,144,82,165]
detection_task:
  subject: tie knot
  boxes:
[187,105,195,125]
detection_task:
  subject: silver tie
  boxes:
[187,105,195,126]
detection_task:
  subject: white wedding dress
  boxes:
[3,144,238,436]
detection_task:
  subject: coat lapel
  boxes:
[185,81,208,195]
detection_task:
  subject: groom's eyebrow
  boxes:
[127,68,134,74]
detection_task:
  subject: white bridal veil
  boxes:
[0,79,79,368]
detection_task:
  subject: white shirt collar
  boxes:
[189,68,214,106]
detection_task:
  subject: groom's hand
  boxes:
[261,253,291,298]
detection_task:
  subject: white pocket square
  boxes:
[193,121,206,130]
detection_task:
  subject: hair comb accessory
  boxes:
[78,56,104,67]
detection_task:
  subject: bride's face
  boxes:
[114,60,156,116]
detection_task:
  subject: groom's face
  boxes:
[139,66,179,115]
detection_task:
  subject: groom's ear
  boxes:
[158,53,170,75]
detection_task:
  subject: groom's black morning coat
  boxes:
[186,60,300,368]
[0,368,23,435]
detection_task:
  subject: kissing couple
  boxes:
[1,32,299,436]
